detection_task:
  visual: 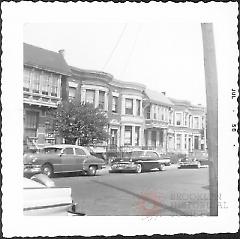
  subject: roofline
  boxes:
[24,63,71,76]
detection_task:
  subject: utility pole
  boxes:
[201,23,218,216]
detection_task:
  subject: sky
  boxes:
[24,22,206,105]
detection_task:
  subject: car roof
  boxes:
[43,144,86,149]
[132,149,157,153]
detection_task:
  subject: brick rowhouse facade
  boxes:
[23,43,207,154]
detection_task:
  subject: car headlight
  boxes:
[31,158,38,163]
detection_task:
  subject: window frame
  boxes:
[125,98,133,115]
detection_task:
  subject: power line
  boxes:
[120,23,142,80]
[102,23,128,71]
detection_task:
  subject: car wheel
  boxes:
[159,164,165,171]
[87,166,97,176]
[42,164,54,178]
[136,164,142,173]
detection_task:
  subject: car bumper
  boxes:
[178,163,200,168]
[24,165,42,175]
[110,164,137,172]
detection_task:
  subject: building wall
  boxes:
[23,46,207,155]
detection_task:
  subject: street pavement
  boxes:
[53,164,210,216]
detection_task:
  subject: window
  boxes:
[24,111,39,137]
[75,148,86,156]
[43,147,62,154]
[146,151,158,158]
[136,100,141,116]
[86,89,95,104]
[135,126,140,146]
[146,106,151,119]
[99,91,105,109]
[189,115,192,128]
[176,113,182,126]
[151,131,156,147]
[23,68,31,92]
[184,134,187,149]
[169,112,173,124]
[125,98,133,115]
[194,136,199,150]
[32,70,40,93]
[184,113,188,126]
[176,134,181,150]
[50,75,59,97]
[124,126,132,145]
[110,129,118,145]
[69,87,76,99]
[63,148,74,155]
[153,105,157,119]
[112,96,118,113]
[41,73,49,95]
[161,107,164,121]
[193,117,199,129]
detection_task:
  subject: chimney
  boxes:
[161,91,166,96]
[58,49,65,58]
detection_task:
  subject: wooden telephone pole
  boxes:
[201,23,218,216]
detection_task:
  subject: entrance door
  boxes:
[110,129,118,147]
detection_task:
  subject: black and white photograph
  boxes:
[1,2,238,237]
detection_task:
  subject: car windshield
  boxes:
[41,147,62,154]
[131,151,145,157]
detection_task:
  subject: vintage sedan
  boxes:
[24,173,85,216]
[110,150,168,173]
[178,158,201,169]
[24,144,105,177]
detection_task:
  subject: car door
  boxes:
[145,151,159,170]
[60,147,77,172]
[74,147,87,171]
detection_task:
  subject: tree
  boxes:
[48,99,109,145]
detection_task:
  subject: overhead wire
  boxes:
[120,23,142,80]
[102,23,128,71]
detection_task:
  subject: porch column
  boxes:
[163,129,167,153]
[120,125,125,146]
[95,90,99,108]
[139,126,144,147]
[147,130,152,146]
[174,132,177,150]
[132,126,135,146]
[117,127,120,147]
[121,97,125,115]
[156,130,160,147]
[81,89,86,103]
[104,92,108,111]
[181,133,185,152]
[133,99,137,116]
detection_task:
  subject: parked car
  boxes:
[110,150,168,173]
[23,144,105,177]
[178,157,201,169]
[24,173,85,216]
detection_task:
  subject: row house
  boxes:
[23,43,71,148]
[168,98,207,154]
[143,89,173,153]
[67,66,146,150]
[23,43,207,155]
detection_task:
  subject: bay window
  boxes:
[136,99,141,116]
[32,70,40,93]
[41,73,49,95]
[99,91,105,109]
[125,98,133,115]
[50,75,59,97]
[124,126,132,145]
[23,68,31,92]
[85,89,95,104]
[112,96,118,113]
